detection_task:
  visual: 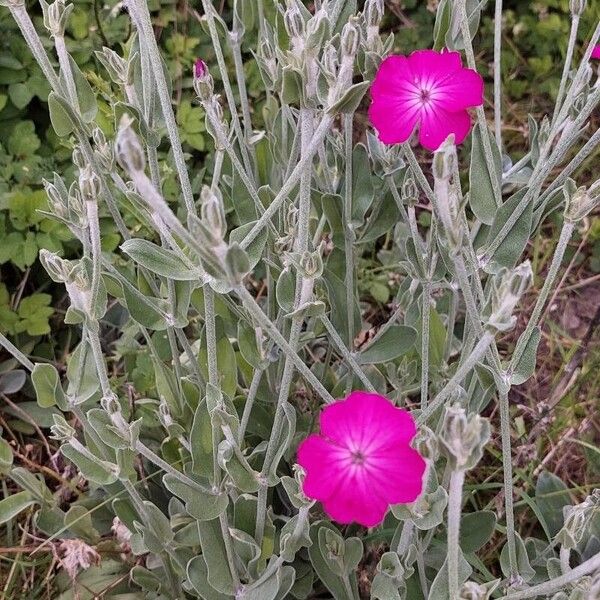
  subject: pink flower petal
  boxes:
[435,67,484,111]
[419,107,472,151]
[407,49,463,79]
[297,435,346,500]
[368,100,419,145]
[370,55,413,98]
[322,475,389,527]
[592,45,600,60]
[369,446,427,504]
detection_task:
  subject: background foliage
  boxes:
[0,0,599,599]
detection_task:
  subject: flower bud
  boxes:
[282,466,315,509]
[284,0,305,42]
[432,136,456,181]
[402,172,419,206]
[299,248,323,279]
[439,404,491,471]
[459,580,500,600]
[257,38,278,88]
[322,43,339,82]
[556,489,600,549]
[68,184,87,227]
[570,0,587,15]
[95,47,128,86]
[200,185,226,242]
[40,0,73,38]
[92,128,114,171]
[115,115,146,173]
[341,17,361,58]
[78,165,101,202]
[72,146,86,170]
[50,414,76,441]
[305,9,329,53]
[43,174,69,218]
[63,260,92,314]
[39,249,71,283]
[100,392,121,415]
[224,243,250,285]
[564,178,600,223]
[569,90,589,120]
[486,261,533,332]
[365,0,384,28]
[193,58,214,102]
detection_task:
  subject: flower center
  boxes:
[419,88,431,103]
[350,449,366,465]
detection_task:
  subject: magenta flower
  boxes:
[194,59,207,79]
[368,49,484,151]
[592,45,600,60]
[297,391,426,528]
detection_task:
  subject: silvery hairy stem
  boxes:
[457,0,502,206]
[0,333,34,371]
[510,222,575,373]
[493,0,503,148]
[447,468,465,598]
[200,0,254,177]
[343,113,356,353]
[254,107,315,547]
[502,551,600,599]
[126,0,196,216]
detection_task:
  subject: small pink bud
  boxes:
[592,45,600,60]
[194,59,207,79]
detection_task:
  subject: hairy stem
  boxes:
[447,469,466,599]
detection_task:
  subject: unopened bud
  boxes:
[341,17,361,57]
[402,173,419,206]
[115,115,146,173]
[569,90,589,119]
[39,249,71,283]
[92,128,114,170]
[72,146,86,169]
[564,178,600,222]
[200,185,226,242]
[284,0,305,42]
[432,136,456,181]
[78,165,101,202]
[322,43,339,81]
[459,580,500,600]
[50,414,76,441]
[439,404,491,471]
[40,0,73,38]
[258,37,277,77]
[95,46,128,86]
[43,174,68,218]
[570,0,587,15]
[364,0,384,28]
[100,392,121,415]
[299,249,323,279]
[487,261,533,332]
[305,9,329,52]
[193,59,214,101]
[68,184,87,227]
[224,243,250,285]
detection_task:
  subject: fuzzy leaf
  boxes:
[469,125,501,225]
[484,189,533,274]
[358,325,417,364]
[0,490,34,525]
[121,239,200,281]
